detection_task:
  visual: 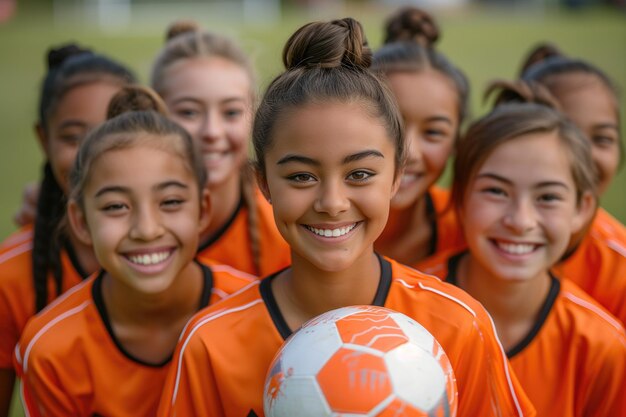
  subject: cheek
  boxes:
[422,143,452,174]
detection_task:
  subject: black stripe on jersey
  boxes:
[196,194,244,253]
[445,251,562,358]
[260,253,393,340]
[92,261,214,367]
[63,238,91,279]
[425,190,438,257]
[247,411,259,417]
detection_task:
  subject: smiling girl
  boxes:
[13,86,253,417]
[419,83,625,416]
[157,18,535,417]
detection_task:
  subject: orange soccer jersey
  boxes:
[158,255,536,417]
[0,230,87,370]
[432,251,626,416]
[196,188,290,277]
[553,207,626,325]
[426,186,466,261]
[14,261,255,417]
[0,225,33,254]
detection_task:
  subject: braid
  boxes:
[32,163,66,312]
[241,163,262,275]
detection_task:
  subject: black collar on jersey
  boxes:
[196,193,244,253]
[259,253,393,340]
[91,259,213,367]
[424,190,438,257]
[445,251,561,358]
[62,237,91,280]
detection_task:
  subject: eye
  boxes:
[175,108,200,119]
[537,193,562,203]
[224,108,244,119]
[102,202,128,212]
[162,198,185,210]
[58,133,84,146]
[287,173,316,183]
[592,135,617,148]
[347,170,374,182]
[481,186,507,197]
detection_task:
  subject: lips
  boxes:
[125,249,173,266]
[304,223,358,238]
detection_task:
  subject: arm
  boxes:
[0,369,15,417]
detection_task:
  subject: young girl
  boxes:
[419,85,626,415]
[519,45,626,325]
[14,85,255,417]
[157,18,536,417]
[371,6,469,267]
[0,45,136,415]
[150,21,290,276]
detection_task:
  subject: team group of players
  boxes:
[0,6,624,417]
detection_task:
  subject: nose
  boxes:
[199,110,224,142]
[503,198,537,233]
[313,179,350,217]
[129,205,165,241]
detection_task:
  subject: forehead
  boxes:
[162,57,251,101]
[268,101,394,162]
[478,131,574,184]
[551,73,618,119]
[386,70,459,121]
[51,82,121,126]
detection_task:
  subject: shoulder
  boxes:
[558,279,626,346]
[16,277,96,371]
[589,208,626,258]
[387,258,491,325]
[0,239,34,291]
[0,224,34,254]
[414,248,456,279]
[199,258,259,299]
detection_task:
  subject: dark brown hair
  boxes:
[253,17,405,179]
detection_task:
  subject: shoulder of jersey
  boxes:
[589,208,626,258]
[559,279,626,342]
[199,257,258,283]
[0,224,34,253]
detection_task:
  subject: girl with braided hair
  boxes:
[0,44,135,415]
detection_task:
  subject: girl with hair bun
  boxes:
[14,85,254,417]
[0,44,136,415]
[519,44,626,326]
[371,6,470,268]
[419,81,626,416]
[150,20,290,277]
[158,18,535,417]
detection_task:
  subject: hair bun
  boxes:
[165,19,201,42]
[106,85,169,119]
[484,79,561,111]
[282,17,372,70]
[47,43,92,70]
[383,6,439,47]
[519,42,564,77]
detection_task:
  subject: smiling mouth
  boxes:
[126,251,173,266]
[493,241,539,255]
[304,223,358,238]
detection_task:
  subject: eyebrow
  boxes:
[94,181,189,198]
[58,120,88,130]
[276,150,385,166]
[171,97,246,106]
[425,116,454,126]
[476,173,570,189]
[594,123,619,131]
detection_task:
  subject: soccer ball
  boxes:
[263,305,457,417]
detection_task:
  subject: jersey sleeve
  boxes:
[581,332,626,416]
[158,327,224,417]
[455,310,537,417]
[14,343,85,417]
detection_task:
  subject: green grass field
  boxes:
[1,2,625,416]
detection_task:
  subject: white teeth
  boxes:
[128,251,170,265]
[497,242,535,255]
[307,224,357,238]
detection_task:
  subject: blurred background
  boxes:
[0,0,624,415]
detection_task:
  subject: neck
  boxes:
[375,197,432,264]
[103,261,203,326]
[200,174,242,243]
[457,254,551,350]
[274,250,381,330]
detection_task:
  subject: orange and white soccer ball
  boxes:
[263,305,457,417]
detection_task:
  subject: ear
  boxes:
[391,173,402,198]
[571,191,596,234]
[255,170,271,204]
[67,200,93,246]
[34,123,50,156]
[198,188,212,234]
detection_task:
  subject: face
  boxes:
[552,73,621,196]
[461,132,592,283]
[261,102,399,273]
[69,141,209,295]
[386,70,459,209]
[162,57,252,189]
[39,82,121,194]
